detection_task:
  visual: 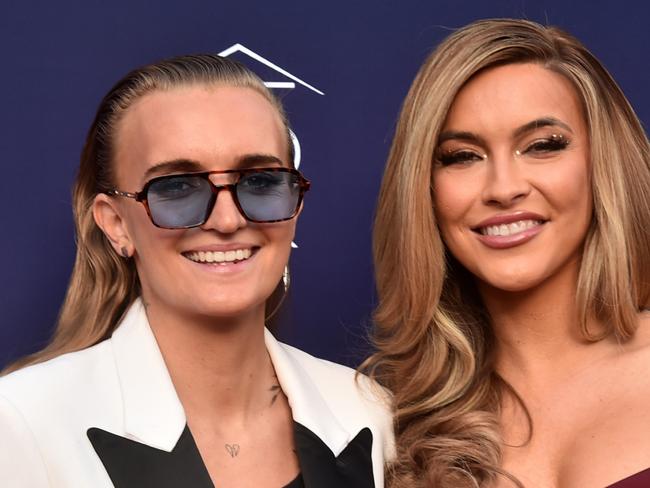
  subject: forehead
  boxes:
[443,63,585,134]
[113,85,287,185]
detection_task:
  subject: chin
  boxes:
[476,267,548,294]
[162,290,258,320]
[485,280,541,294]
[197,298,262,318]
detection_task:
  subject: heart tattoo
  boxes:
[225,444,240,458]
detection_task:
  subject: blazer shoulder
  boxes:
[0,339,114,408]
[0,393,52,486]
[278,341,391,399]
[278,341,356,377]
[277,342,394,444]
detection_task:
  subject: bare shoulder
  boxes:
[608,310,650,404]
[625,309,650,351]
[637,308,650,334]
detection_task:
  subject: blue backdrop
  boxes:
[2,0,649,368]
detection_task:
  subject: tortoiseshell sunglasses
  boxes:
[107,167,310,229]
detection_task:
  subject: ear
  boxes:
[93,194,134,258]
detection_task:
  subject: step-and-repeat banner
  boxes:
[2,1,649,368]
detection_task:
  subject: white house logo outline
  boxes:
[218,43,324,96]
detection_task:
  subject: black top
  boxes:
[606,467,650,488]
[284,473,305,488]
[88,422,375,488]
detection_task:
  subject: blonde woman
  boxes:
[366,19,650,487]
[0,55,392,487]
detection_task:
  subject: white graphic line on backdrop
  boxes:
[218,43,324,96]
[265,82,296,89]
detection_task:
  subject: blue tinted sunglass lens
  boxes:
[147,175,213,228]
[237,171,300,222]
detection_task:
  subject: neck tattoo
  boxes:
[269,374,283,406]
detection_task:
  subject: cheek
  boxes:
[537,158,592,220]
[266,223,297,287]
[433,172,476,235]
[125,205,174,250]
[124,207,184,282]
[264,221,296,258]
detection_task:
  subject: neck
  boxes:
[143,298,275,426]
[480,257,609,385]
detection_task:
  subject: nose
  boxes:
[200,186,247,233]
[481,152,531,207]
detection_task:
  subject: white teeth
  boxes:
[480,220,542,237]
[185,248,252,264]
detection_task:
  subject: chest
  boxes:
[189,414,300,488]
[499,364,650,488]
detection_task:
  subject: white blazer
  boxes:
[0,299,394,487]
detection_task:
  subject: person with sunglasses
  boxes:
[0,54,392,487]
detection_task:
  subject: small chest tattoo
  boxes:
[225,443,240,458]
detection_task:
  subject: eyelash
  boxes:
[523,135,570,154]
[437,150,483,166]
[436,134,570,166]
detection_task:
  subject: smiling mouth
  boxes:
[475,219,545,237]
[183,248,254,265]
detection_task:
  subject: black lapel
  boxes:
[87,425,214,488]
[293,423,375,488]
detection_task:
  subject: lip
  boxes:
[472,211,547,250]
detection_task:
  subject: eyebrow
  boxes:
[437,131,485,145]
[142,153,285,183]
[238,154,285,168]
[513,117,573,137]
[437,117,573,145]
[142,159,204,181]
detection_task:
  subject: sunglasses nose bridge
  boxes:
[208,181,239,201]
[204,181,246,221]
[206,172,241,199]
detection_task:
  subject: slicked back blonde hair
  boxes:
[365,18,650,487]
[5,54,293,374]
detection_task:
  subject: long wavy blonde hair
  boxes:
[364,18,650,487]
[5,54,293,374]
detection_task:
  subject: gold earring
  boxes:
[282,265,290,293]
[266,266,290,322]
